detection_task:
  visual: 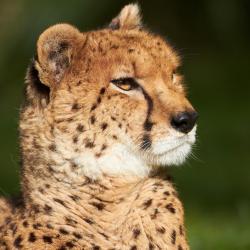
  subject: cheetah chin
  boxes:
[148,126,197,166]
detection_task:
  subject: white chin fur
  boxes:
[72,126,196,179]
[146,142,192,166]
[142,126,196,167]
[73,143,149,180]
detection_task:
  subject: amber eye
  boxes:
[111,77,139,91]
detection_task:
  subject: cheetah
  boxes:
[0,4,198,250]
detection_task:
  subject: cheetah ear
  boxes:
[35,24,82,87]
[109,4,142,30]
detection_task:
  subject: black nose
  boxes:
[171,111,198,134]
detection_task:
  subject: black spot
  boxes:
[46,224,54,229]
[154,181,164,187]
[99,232,109,240]
[151,208,159,219]
[44,204,53,214]
[163,191,170,196]
[85,140,95,148]
[95,153,102,158]
[22,221,28,228]
[91,104,97,111]
[178,245,184,250]
[90,115,96,124]
[73,135,78,144]
[69,195,80,201]
[118,123,122,128]
[76,124,85,132]
[157,226,166,234]
[171,230,176,244]
[132,228,141,239]
[84,217,94,224]
[110,45,119,50]
[112,135,118,140]
[101,144,107,151]
[166,203,176,214]
[48,166,56,173]
[65,217,77,225]
[111,116,116,121]
[43,235,53,244]
[100,88,106,95]
[31,204,40,213]
[93,245,101,250]
[130,246,137,250]
[59,228,69,235]
[53,198,66,207]
[38,187,44,194]
[28,232,36,243]
[14,235,23,248]
[66,117,73,122]
[73,232,82,239]
[72,103,80,110]
[101,123,108,131]
[71,162,78,170]
[143,199,152,209]
[66,241,75,248]
[33,223,42,229]
[149,242,154,250]
[97,97,102,103]
[48,144,56,152]
[179,225,184,235]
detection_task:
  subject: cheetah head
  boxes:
[21,4,197,180]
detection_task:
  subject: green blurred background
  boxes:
[0,0,249,249]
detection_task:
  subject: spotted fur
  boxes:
[0,4,196,249]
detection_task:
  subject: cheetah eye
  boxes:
[111,77,139,91]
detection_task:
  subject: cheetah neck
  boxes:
[25,172,178,240]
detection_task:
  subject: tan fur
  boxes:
[0,4,195,250]
[0,198,11,225]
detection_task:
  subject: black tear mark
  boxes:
[140,87,154,132]
[138,84,154,150]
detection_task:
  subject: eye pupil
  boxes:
[111,77,139,91]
